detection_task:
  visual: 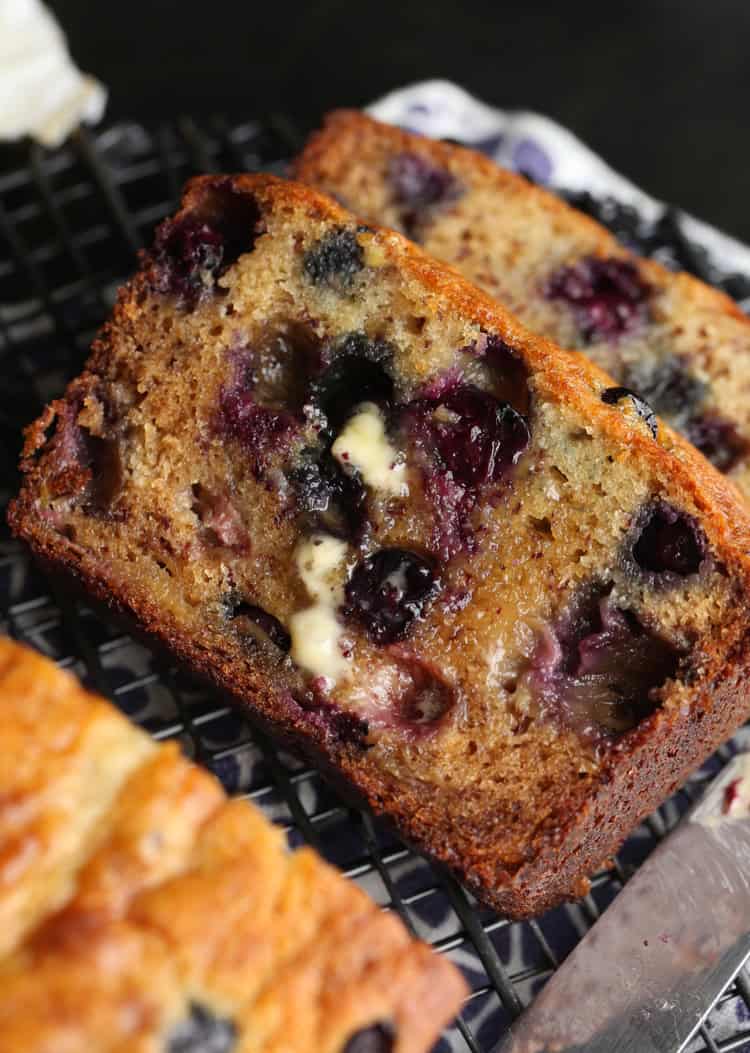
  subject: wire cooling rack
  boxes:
[1,116,750,1053]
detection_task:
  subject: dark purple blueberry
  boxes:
[409,385,529,490]
[478,333,531,414]
[545,255,651,342]
[226,600,291,653]
[303,227,364,289]
[686,413,748,472]
[285,688,369,748]
[46,395,122,510]
[150,180,261,308]
[83,434,123,511]
[214,330,323,475]
[342,1023,395,1053]
[621,354,706,430]
[389,152,462,210]
[167,1003,236,1053]
[291,451,367,539]
[601,386,658,439]
[387,152,463,237]
[404,381,529,559]
[528,587,681,738]
[433,386,529,488]
[311,333,394,434]
[631,501,706,577]
[344,548,439,644]
[215,384,296,477]
[151,215,223,305]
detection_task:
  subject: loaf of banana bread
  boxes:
[294,110,750,497]
[0,637,466,1052]
[9,173,750,917]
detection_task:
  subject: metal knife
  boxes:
[495,752,750,1053]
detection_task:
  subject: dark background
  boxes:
[52,1,750,241]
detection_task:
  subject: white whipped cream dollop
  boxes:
[289,534,350,683]
[0,0,107,147]
[332,403,408,497]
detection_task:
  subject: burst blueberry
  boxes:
[291,451,367,538]
[601,386,658,438]
[545,255,651,342]
[342,1023,395,1053]
[345,548,439,644]
[432,385,529,487]
[215,382,296,477]
[387,151,463,237]
[528,586,681,738]
[686,412,748,472]
[150,181,261,307]
[304,227,364,288]
[311,333,394,434]
[631,501,706,577]
[167,1003,236,1053]
[225,599,291,652]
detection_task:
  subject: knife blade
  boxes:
[495,752,750,1053]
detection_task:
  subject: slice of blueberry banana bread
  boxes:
[0,638,466,1052]
[10,174,750,918]
[294,111,750,497]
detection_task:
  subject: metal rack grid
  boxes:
[1,115,749,1053]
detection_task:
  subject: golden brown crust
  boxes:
[0,639,466,1052]
[9,174,750,920]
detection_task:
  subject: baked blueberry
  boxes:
[192,485,249,551]
[311,333,394,434]
[389,152,462,211]
[686,412,749,472]
[345,548,439,644]
[215,334,320,476]
[166,1003,236,1053]
[150,180,261,307]
[601,386,658,438]
[426,385,529,488]
[545,256,650,342]
[388,151,463,237]
[631,501,706,577]
[342,1023,395,1053]
[620,353,706,433]
[287,687,370,748]
[291,450,367,538]
[216,384,296,477]
[528,587,681,737]
[225,598,291,653]
[394,654,456,731]
[42,394,123,511]
[304,226,364,288]
[405,383,529,559]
